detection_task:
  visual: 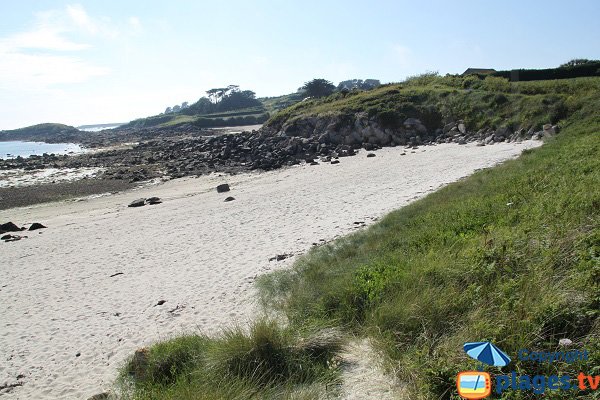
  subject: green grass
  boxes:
[118,320,344,399]
[264,76,600,137]
[121,106,270,129]
[259,93,600,397]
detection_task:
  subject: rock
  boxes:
[558,338,573,347]
[224,196,235,202]
[543,124,556,137]
[269,253,291,261]
[76,352,81,357]
[156,300,166,306]
[458,122,467,134]
[1,234,11,240]
[128,199,146,208]
[366,153,376,158]
[330,160,340,164]
[28,223,46,231]
[0,222,22,234]
[457,138,467,145]
[146,197,162,205]
[216,183,230,193]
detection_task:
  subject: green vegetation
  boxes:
[300,79,336,98]
[0,123,82,143]
[265,75,600,136]
[121,85,270,130]
[260,77,600,398]
[119,76,599,399]
[492,59,600,82]
[118,320,343,399]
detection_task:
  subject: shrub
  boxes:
[483,76,511,92]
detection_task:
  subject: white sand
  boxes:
[0,142,540,399]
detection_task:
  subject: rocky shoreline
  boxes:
[0,117,556,208]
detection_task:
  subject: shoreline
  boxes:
[0,141,541,399]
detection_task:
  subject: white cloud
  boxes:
[0,4,119,90]
[66,4,98,34]
[0,52,109,90]
[0,27,89,52]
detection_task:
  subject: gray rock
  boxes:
[216,183,230,193]
[558,338,573,347]
[146,197,162,205]
[224,196,235,202]
[128,199,146,208]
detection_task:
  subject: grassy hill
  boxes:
[0,123,82,143]
[264,74,600,136]
[117,76,600,399]
[120,92,304,130]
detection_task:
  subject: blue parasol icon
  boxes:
[463,341,511,367]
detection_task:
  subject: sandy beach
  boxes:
[0,141,540,399]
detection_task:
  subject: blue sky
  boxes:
[0,1,598,129]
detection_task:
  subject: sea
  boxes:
[0,141,84,160]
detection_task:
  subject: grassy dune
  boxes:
[119,77,600,399]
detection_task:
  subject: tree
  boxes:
[337,79,381,91]
[172,104,181,112]
[301,78,335,98]
[181,102,189,109]
[560,59,599,68]
[164,106,173,114]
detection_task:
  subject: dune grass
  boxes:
[118,320,344,400]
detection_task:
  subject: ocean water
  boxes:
[0,141,83,160]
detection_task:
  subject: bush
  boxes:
[483,76,511,92]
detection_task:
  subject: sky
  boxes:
[0,1,599,130]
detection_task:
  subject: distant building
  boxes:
[462,68,496,76]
